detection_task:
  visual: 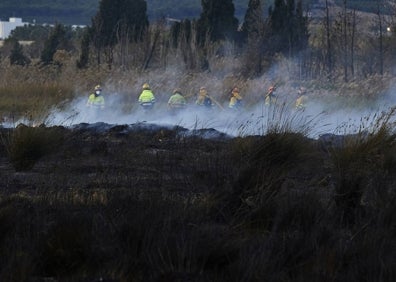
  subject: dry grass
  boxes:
[1,53,395,126]
[0,118,395,281]
[329,107,396,224]
[0,81,75,123]
[1,124,66,171]
[0,48,395,281]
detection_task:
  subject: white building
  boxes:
[0,17,27,39]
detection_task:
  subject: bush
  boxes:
[223,131,314,231]
[330,108,396,224]
[4,125,65,171]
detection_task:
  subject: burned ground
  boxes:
[0,123,394,282]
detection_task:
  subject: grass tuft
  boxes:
[2,124,66,171]
[330,107,396,224]
[224,131,314,232]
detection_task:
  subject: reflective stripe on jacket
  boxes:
[139,89,155,103]
[295,95,306,109]
[265,93,276,105]
[168,93,186,108]
[229,93,242,109]
[87,94,105,108]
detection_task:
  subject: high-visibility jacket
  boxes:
[87,93,105,108]
[138,89,156,104]
[168,93,187,108]
[229,92,243,109]
[265,91,277,105]
[295,95,306,110]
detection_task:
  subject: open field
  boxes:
[1,19,396,278]
[0,110,395,281]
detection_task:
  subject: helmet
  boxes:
[199,87,207,96]
[199,86,206,93]
[94,85,102,91]
[173,88,182,94]
[142,83,150,89]
[232,87,239,93]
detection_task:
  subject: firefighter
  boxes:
[86,85,105,109]
[295,86,307,110]
[228,86,243,110]
[138,83,156,111]
[265,85,277,106]
[168,88,187,114]
[196,86,213,109]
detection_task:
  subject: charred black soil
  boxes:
[0,123,394,282]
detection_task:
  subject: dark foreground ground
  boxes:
[0,123,395,282]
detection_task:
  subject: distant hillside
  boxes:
[0,0,379,26]
[0,0,99,25]
[0,0,294,25]
[146,0,266,20]
[333,0,389,14]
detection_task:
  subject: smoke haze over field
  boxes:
[2,60,396,139]
[38,85,396,140]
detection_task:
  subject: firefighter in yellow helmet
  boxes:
[295,86,307,111]
[86,85,105,109]
[196,86,213,109]
[228,86,243,110]
[138,83,156,111]
[265,85,277,106]
[168,88,187,115]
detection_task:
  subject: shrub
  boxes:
[4,125,65,171]
[0,196,39,281]
[224,131,314,231]
[36,211,93,277]
[0,82,75,122]
[330,108,396,224]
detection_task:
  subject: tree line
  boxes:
[0,0,268,25]
[2,0,396,82]
[0,0,98,25]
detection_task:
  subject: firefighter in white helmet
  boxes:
[138,83,156,111]
[86,85,105,109]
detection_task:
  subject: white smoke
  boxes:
[41,88,395,140]
[3,60,396,139]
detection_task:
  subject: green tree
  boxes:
[40,23,68,64]
[240,0,266,77]
[9,40,31,66]
[2,38,31,66]
[268,0,309,57]
[196,0,239,45]
[76,28,91,69]
[169,19,198,69]
[92,0,148,62]
[170,21,181,49]
[293,0,309,53]
[170,19,192,48]
[9,24,50,41]
[241,0,265,42]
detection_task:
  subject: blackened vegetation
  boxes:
[0,124,395,281]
